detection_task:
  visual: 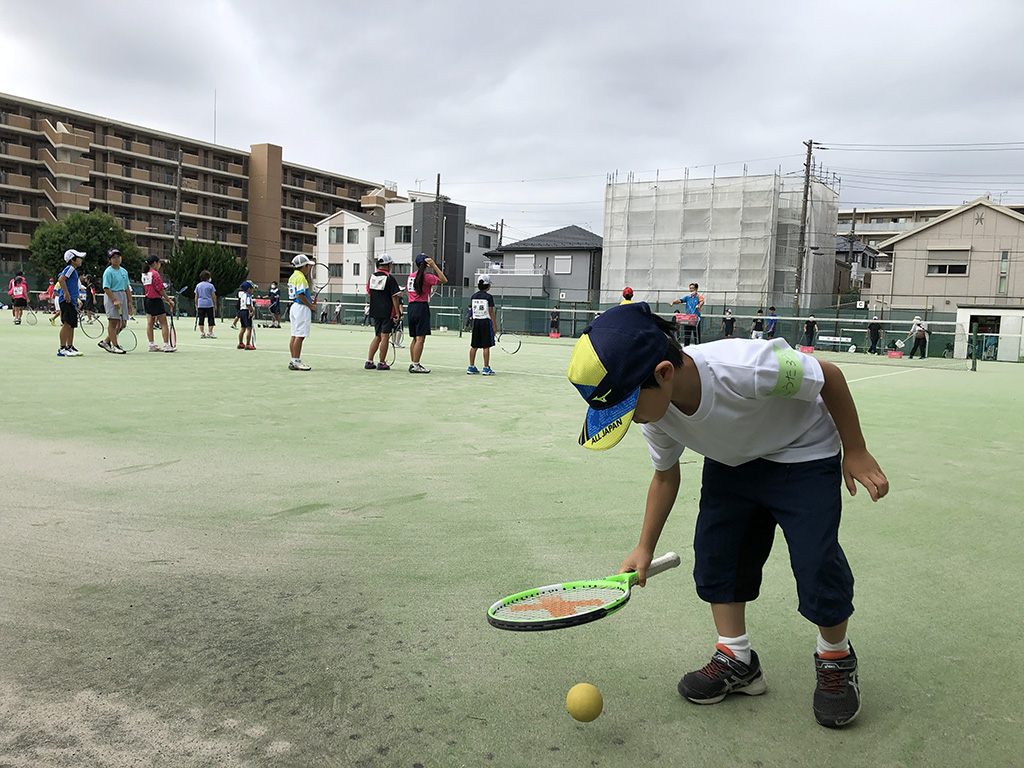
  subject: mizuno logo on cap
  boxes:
[590,389,612,404]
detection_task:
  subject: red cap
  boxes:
[622,287,633,297]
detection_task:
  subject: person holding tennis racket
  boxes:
[8,273,28,324]
[364,254,402,371]
[287,254,315,370]
[194,271,218,339]
[467,275,496,376]
[567,302,888,728]
[141,256,175,352]
[236,280,256,350]
[405,254,448,373]
[100,248,132,354]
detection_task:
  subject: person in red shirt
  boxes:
[142,255,175,352]
[405,254,448,373]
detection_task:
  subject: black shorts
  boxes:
[269,302,280,315]
[144,297,166,316]
[59,300,78,328]
[693,453,853,628]
[238,311,253,328]
[373,316,396,336]
[198,307,216,325]
[407,302,431,337]
[470,319,494,349]
[12,298,26,308]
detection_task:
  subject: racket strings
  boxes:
[492,584,625,622]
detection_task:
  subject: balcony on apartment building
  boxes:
[0,201,33,219]
[39,147,91,180]
[38,177,92,210]
[0,113,34,131]
[1,141,33,160]
[41,119,92,152]
[0,230,32,247]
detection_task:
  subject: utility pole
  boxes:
[794,139,814,341]
[173,147,183,255]
[498,218,504,247]
[432,173,441,265]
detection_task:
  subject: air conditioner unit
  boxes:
[856,301,866,309]
[559,292,566,300]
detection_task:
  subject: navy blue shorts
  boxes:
[407,301,431,337]
[693,453,854,627]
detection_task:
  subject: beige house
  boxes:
[863,198,1023,361]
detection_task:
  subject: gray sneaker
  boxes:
[678,646,768,704]
[98,340,112,352]
[813,645,861,728]
[409,362,430,373]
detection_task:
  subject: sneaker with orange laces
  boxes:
[678,644,768,704]
[245,344,256,350]
[813,645,860,728]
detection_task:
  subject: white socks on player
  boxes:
[817,632,850,656]
[717,634,752,665]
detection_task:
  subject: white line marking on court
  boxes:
[845,368,922,383]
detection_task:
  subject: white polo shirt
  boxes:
[641,338,841,470]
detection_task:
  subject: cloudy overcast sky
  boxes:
[3,0,1024,241]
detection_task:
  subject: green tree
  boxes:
[163,239,248,314]
[28,210,144,289]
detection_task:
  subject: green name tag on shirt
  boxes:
[770,346,803,397]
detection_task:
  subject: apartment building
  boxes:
[0,92,381,286]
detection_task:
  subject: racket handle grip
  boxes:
[646,552,681,578]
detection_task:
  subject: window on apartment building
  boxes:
[329,227,343,244]
[330,264,344,278]
[553,254,572,274]
[347,229,359,244]
[395,225,412,244]
[352,262,360,277]
[465,242,471,253]
[1000,250,1010,274]
[478,234,492,248]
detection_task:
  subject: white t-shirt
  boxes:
[641,338,840,470]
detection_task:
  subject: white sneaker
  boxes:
[149,344,160,352]
[163,344,175,353]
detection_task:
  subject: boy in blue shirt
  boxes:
[57,249,85,357]
[764,306,778,339]
[669,282,704,345]
[568,302,888,728]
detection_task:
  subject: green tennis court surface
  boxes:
[1,319,1020,767]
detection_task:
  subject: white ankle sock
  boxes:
[717,634,751,665]
[817,632,850,656]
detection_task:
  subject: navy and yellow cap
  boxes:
[567,302,672,450]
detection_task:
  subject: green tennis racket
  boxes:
[487,552,680,631]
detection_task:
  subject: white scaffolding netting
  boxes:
[601,173,838,310]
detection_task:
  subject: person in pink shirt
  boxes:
[404,254,448,374]
[142,255,175,352]
[7,272,29,324]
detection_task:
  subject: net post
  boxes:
[971,322,978,372]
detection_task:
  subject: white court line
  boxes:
[171,339,568,378]
[845,368,922,383]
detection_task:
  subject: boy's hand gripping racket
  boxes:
[487,552,680,631]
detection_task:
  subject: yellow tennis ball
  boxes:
[566,683,603,722]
